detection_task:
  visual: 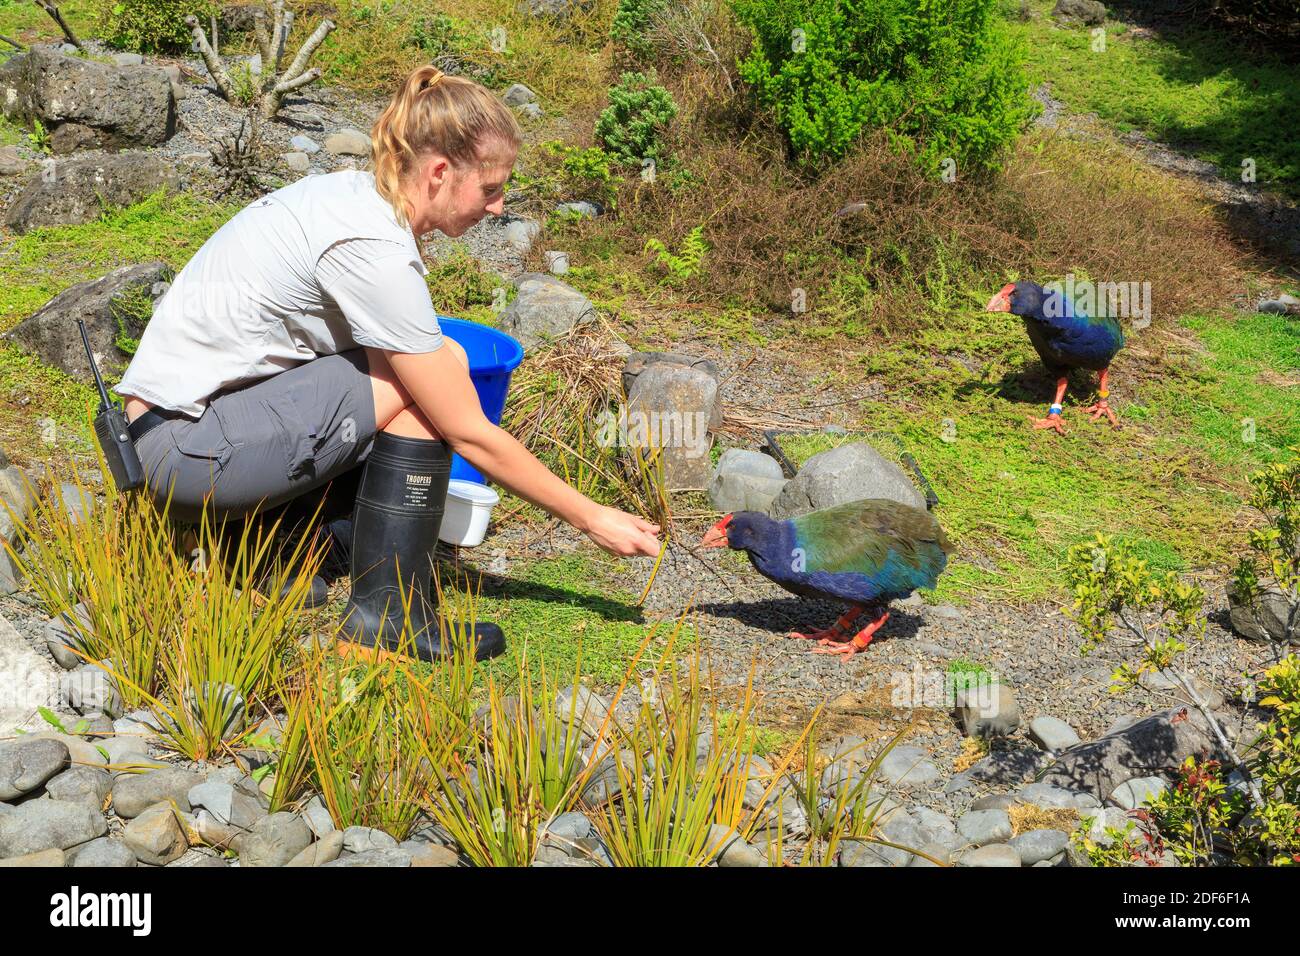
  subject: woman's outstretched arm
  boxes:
[385,346,661,558]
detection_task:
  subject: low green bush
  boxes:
[731,0,1038,174]
[98,0,216,54]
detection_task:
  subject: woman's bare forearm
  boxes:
[448,422,596,532]
[384,345,596,531]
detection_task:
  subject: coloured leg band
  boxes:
[1049,404,1063,416]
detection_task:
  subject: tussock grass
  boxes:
[5,450,327,761]
[422,641,617,866]
[591,637,770,867]
[272,639,452,835]
[573,123,1247,337]
[775,723,917,867]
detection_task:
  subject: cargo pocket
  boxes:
[266,381,327,482]
[172,415,234,471]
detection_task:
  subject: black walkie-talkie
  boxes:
[78,319,145,492]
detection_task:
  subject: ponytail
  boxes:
[370,65,524,229]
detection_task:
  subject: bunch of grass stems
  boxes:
[502,319,673,534]
[417,642,601,866]
[772,724,943,866]
[270,565,483,837]
[5,448,326,762]
[589,632,809,867]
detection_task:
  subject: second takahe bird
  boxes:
[699,499,952,662]
[986,280,1126,435]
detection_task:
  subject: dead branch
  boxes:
[184,14,235,101]
[187,2,334,120]
[33,1,83,50]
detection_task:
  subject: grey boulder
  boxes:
[1052,0,1106,26]
[1038,707,1223,799]
[709,448,786,513]
[497,272,596,350]
[1008,828,1069,865]
[954,682,1020,738]
[121,802,187,865]
[5,152,180,234]
[0,736,70,800]
[0,798,107,856]
[624,363,718,491]
[4,261,173,385]
[0,46,177,153]
[1028,715,1081,752]
[43,764,111,809]
[1227,582,1296,645]
[69,836,137,867]
[768,442,926,519]
[239,812,313,867]
[110,767,204,819]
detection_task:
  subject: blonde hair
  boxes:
[370,65,524,229]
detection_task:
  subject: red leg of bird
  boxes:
[1030,376,1068,435]
[787,606,864,643]
[1083,367,1120,429]
[811,610,890,662]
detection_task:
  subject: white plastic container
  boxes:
[438,479,500,547]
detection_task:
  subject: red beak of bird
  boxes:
[699,514,733,549]
[985,283,1014,313]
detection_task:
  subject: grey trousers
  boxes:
[133,350,379,524]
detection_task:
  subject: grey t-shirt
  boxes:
[116,170,444,418]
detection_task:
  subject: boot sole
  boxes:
[334,621,507,664]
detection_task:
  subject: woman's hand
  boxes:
[581,504,662,557]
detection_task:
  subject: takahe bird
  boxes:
[699,499,953,661]
[986,280,1125,435]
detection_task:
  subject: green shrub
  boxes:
[731,0,1038,174]
[1066,514,1300,865]
[611,0,667,59]
[643,224,707,284]
[595,71,679,168]
[100,0,217,54]
[1230,452,1299,655]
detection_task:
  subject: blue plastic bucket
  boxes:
[437,316,525,484]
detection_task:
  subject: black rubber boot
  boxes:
[339,431,505,662]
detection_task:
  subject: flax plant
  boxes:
[590,640,795,867]
[269,565,482,837]
[420,611,676,866]
[420,649,588,866]
[142,505,326,761]
[775,726,917,866]
[5,466,186,711]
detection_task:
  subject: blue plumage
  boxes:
[1006,281,1125,375]
[716,500,952,608]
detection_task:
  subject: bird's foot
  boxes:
[1030,411,1066,435]
[1083,399,1120,429]
[810,611,890,664]
[787,607,863,643]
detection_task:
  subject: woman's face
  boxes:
[409,144,516,238]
